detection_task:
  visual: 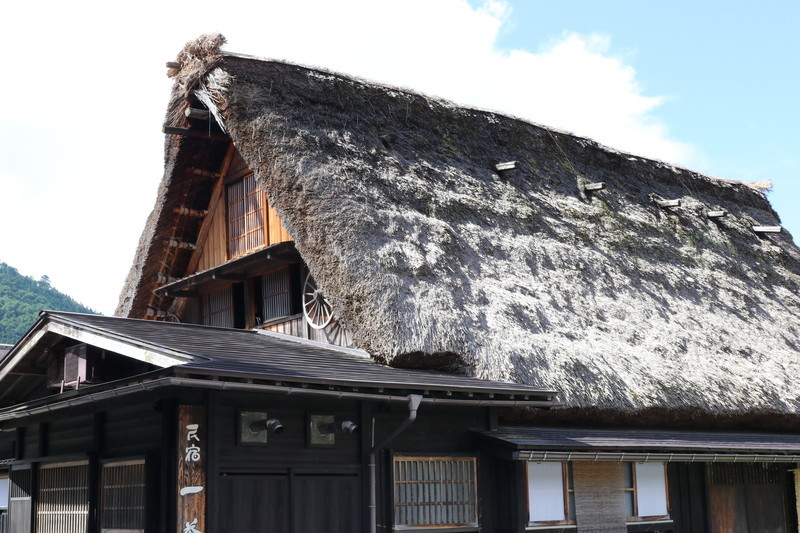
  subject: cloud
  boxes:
[0,0,692,315]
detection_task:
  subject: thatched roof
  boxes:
[119,34,800,416]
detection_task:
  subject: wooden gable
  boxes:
[193,147,292,273]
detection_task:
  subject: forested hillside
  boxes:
[0,262,96,344]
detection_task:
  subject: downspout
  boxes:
[369,394,422,533]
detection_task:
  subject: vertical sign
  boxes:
[177,404,206,533]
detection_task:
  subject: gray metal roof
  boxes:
[482,426,800,454]
[39,312,556,400]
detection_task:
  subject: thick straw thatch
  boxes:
[119,35,800,415]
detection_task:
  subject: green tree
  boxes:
[0,262,97,345]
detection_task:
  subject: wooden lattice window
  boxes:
[201,287,234,328]
[527,462,575,526]
[393,456,478,529]
[624,462,669,521]
[100,460,146,532]
[262,268,292,322]
[227,174,266,258]
[36,461,89,533]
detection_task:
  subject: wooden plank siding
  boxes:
[268,203,292,245]
[46,414,94,457]
[264,315,354,348]
[193,173,292,273]
[196,199,228,272]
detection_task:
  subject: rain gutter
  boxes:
[0,377,555,423]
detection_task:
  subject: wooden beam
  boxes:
[157,273,179,285]
[9,365,46,376]
[164,290,200,299]
[173,206,209,218]
[185,107,211,120]
[655,198,681,208]
[212,273,248,282]
[495,161,518,172]
[707,210,727,219]
[188,168,220,179]
[583,182,605,192]
[163,126,228,142]
[168,238,197,251]
[166,61,181,69]
[753,225,782,234]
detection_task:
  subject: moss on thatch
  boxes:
[119,35,800,416]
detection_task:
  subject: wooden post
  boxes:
[177,404,207,533]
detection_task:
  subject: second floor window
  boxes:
[227,174,265,258]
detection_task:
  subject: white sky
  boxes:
[0,0,782,315]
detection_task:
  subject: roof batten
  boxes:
[583,182,605,192]
[753,225,782,234]
[654,198,681,208]
[495,161,518,172]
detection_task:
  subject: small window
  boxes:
[100,460,146,533]
[227,174,266,258]
[393,456,478,529]
[201,287,234,328]
[262,268,292,322]
[527,462,574,526]
[624,462,669,521]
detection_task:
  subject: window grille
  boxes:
[228,174,265,258]
[201,287,234,328]
[262,268,292,321]
[36,462,89,533]
[100,460,145,533]
[393,456,478,529]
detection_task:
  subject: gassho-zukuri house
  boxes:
[0,34,799,533]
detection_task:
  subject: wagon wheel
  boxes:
[303,273,334,330]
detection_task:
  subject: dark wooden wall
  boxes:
[669,463,708,533]
[208,391,493,533]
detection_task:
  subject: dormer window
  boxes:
[227,174,266,258]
